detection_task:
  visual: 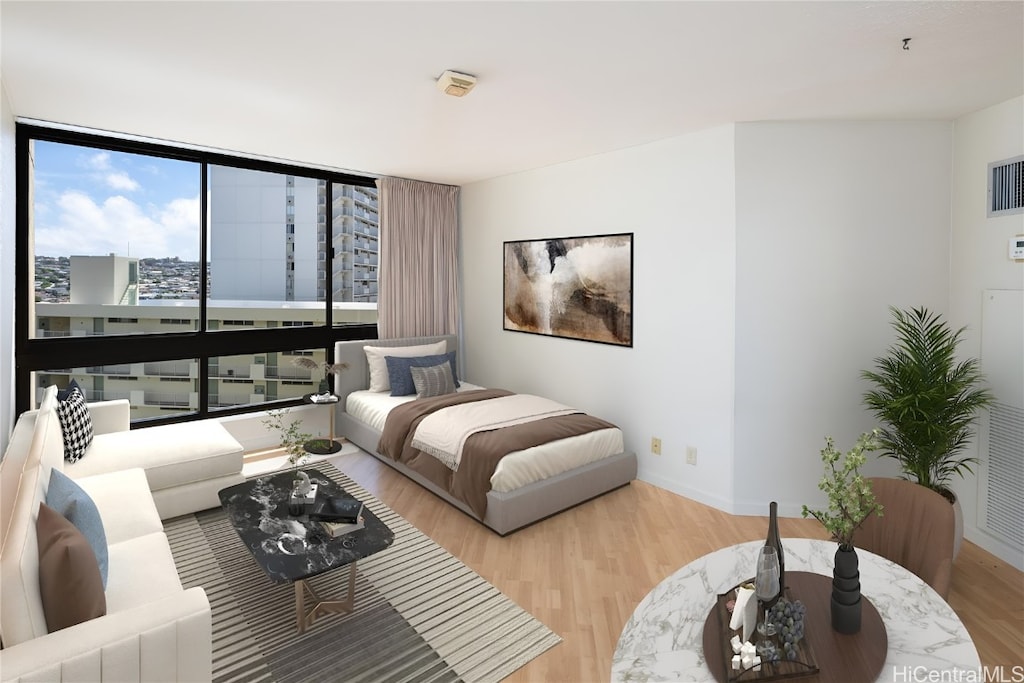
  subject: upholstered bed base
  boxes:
[333,336,638,536]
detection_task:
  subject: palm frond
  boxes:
[861,306,994,492]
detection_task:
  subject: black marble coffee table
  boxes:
[218,468,395,633]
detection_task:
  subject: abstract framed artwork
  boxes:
[503,233,633,347]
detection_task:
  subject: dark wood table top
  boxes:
[703,571,886,682]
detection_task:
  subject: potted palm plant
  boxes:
[861,306,994,557]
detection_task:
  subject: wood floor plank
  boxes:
[320,450,1023,681]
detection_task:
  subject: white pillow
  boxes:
[364,341,446,392]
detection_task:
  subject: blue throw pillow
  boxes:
[386,352,460,397]
[45,469,109,588]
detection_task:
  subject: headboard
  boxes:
[333,335,458,408]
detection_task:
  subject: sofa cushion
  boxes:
[36,503,106,633]
[56,383,94,463]
[66,420,243,493]
[74,469,164,545]
[45,470,108,588]
[103,532,183,615]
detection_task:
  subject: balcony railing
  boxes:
[86,365,133,375]
[144,361,193,377]
[264,366,312,380]
[143,392,191,407]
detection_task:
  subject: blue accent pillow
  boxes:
[386,352,460,397]
[45,469,109,588]
[56,379,83,402]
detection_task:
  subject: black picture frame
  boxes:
[502,232,633,347]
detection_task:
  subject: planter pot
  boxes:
[832,571,860,592]
[832,546,862,634]
[952,492,963,560]
[937,487,965,560]
[831,594,862,634]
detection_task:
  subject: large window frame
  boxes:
[15,123,378,422]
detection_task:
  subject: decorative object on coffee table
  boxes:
[261,408,314,487]
[801,431,883,635]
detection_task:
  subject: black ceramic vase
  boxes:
[831,545,861,634]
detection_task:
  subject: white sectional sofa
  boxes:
[0,385,246,682]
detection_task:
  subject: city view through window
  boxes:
[28,139,378,418]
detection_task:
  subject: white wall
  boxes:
[461,125,739,510]
[949,96,1024,568]
[0,82,15,455]
[733,122,953,516]
[462,121,959,520]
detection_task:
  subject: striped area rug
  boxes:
[165,463,560,683]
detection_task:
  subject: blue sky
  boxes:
[32,141,202,260]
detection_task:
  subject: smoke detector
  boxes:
[436,70,477,97]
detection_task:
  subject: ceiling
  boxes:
[2,1,1022,186]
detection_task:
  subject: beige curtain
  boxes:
[375,176,460,338]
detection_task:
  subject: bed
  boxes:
[333,335,637,535]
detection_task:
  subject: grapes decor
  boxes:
[766,598,807,662]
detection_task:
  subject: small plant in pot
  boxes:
[802,430,883,635]
[861,306,993,557]
[261,409,314,493]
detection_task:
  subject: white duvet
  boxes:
[346,383,624,492]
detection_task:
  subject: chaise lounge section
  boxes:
[0,385,245,681]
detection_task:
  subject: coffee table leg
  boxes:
[294,562,358,633]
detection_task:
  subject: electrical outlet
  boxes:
[686,446,697,465]
[651,437,662,455]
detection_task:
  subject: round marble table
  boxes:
[611,538,980,682]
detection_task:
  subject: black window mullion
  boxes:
[14,122,380,421]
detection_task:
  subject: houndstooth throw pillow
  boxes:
[57,383,94,463]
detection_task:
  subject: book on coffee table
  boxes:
[321,516,365,538]
[309,495,363,523]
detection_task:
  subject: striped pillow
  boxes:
[410,363,456,398]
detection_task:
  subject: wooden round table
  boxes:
[702,571,886,682]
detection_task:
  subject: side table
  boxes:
[302,393,343,455]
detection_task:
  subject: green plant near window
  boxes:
[802,431,884,550]
[861,306,994,500]
[261,409,313,469]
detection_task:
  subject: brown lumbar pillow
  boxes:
[36,502,106,632]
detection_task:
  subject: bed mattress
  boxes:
[346,384,625,492]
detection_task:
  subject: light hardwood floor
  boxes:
[322,450,1023,682]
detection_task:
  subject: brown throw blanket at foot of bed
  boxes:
[378,389,617,519]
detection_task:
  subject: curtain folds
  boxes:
[375,177,460,339]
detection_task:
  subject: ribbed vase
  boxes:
[831,545,861,634]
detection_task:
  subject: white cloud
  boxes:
[106,172,140,191]
[85,152,111,171]
[34,190,200,260]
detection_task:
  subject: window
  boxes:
[16,123,379,421]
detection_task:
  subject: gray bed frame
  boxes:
[333,335,638,535]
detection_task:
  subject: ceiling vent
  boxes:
[436,70,477,97]
[988,154,1024,217]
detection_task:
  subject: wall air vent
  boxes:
[988,155,1024,217]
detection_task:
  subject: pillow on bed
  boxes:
[410,362,457,398]
[364,341,446,392]
[385,351,460,396]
